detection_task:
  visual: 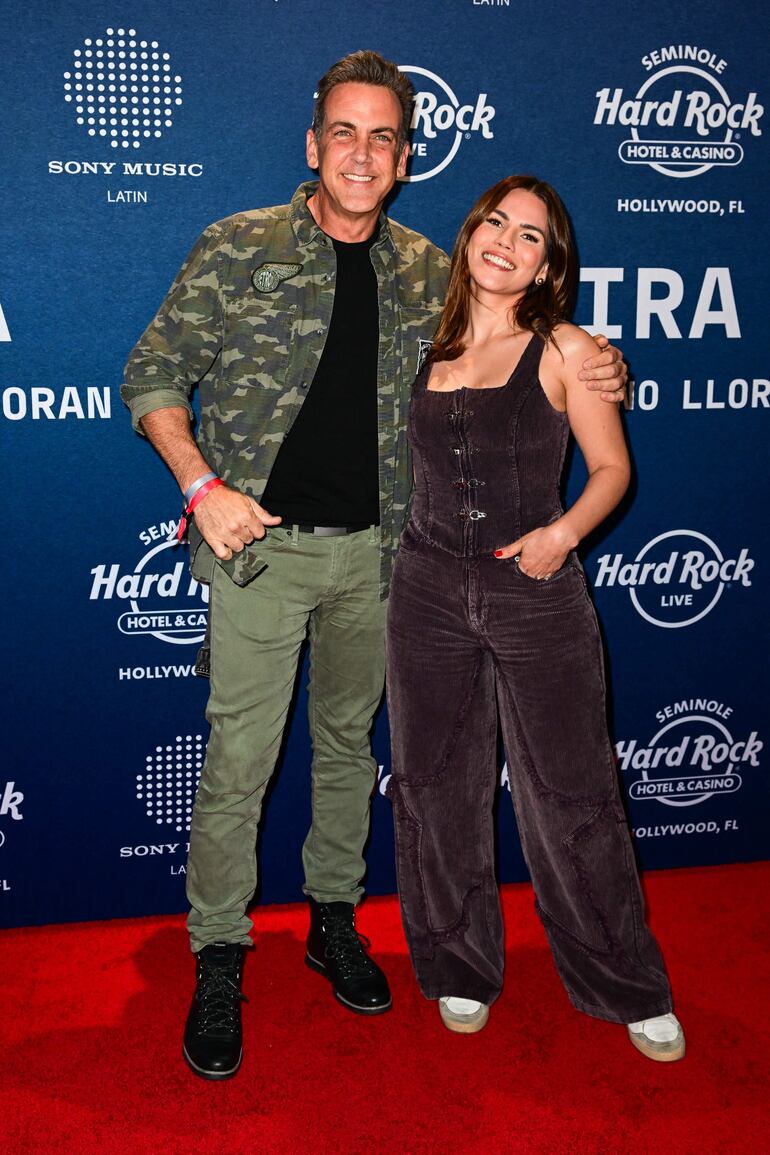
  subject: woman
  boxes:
[385,176,684,1061]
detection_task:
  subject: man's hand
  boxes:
[137,408,282,560]
[578,333,627,405]
[194,485,281,561]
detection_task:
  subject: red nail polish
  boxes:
[494,550,503,557]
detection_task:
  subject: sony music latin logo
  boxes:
[89,518,208,646]
[133,734,204,834]
[617,698,760,809]
[594,44,764,178]
[63,26,182,150]
[398,66,495,181]
[118,735,205,873]
[52,26,203,203]
[593,529,754,628]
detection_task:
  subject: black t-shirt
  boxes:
[261,233,380,526]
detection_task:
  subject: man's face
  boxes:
[306,83,409,223]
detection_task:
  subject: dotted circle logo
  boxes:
[136,734,204,833]
[63,27,183,149]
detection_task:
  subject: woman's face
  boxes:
[466,187,549,302]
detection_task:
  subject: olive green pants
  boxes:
[186,525,386,952]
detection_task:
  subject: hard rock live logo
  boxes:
[398,66,495,182]
[593,529,754,629]
[593,45,764,177]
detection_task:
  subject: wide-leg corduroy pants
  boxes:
[386,538,673,1023]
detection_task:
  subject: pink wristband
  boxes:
[177,477,225,541]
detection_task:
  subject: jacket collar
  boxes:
[290,181,394,254]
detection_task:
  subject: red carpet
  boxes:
[2,862,769,1154]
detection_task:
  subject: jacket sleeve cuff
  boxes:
[127,390,194,434]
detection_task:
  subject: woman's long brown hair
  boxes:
[430,175,577,363]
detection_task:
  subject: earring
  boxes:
[535,276,545,286]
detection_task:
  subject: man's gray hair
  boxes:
[312,50,414,149]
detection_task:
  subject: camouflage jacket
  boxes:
[122,182,449,597]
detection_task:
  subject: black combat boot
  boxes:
[183,942,246,1079]
[305,898,392,1015]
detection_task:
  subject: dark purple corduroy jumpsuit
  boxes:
[385,335,673,1022]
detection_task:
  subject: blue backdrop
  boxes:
[2,0,768,928]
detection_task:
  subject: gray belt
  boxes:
[284,523,370,537]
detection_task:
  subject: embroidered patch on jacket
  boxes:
[417,339,433,372]
[251,262,302,293]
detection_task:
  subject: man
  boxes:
[122,51,627,1081]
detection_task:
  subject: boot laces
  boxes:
[322,915,377,979]
[195,964,247,1035]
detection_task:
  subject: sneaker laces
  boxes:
[194,964,247,1036]
[321,914,378,979]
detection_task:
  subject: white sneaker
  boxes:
[627,1013,685,1061]
[438,996,489,1034]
